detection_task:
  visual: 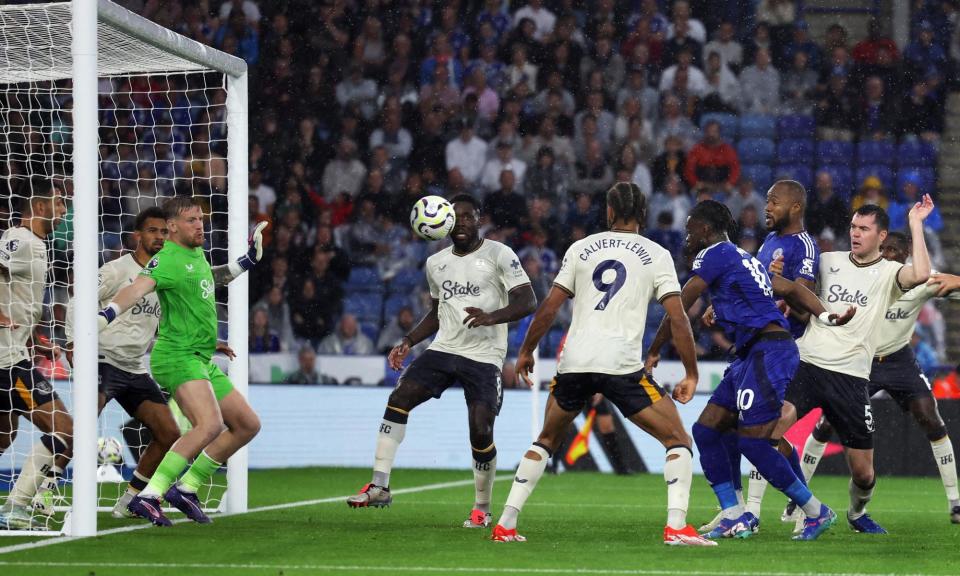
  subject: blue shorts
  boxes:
[709,332,799,427]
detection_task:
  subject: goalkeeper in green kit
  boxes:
[98,197,266,526]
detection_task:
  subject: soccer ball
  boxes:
[97,436,124,466]
[410,195,455,241]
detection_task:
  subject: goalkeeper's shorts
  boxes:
[151,353,234,401]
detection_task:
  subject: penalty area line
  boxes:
[0,561,941,576]
[0,475,510,556]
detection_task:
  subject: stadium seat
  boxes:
[816,165,854,199]
[360,322,379,344]
[777,139,815,165]
[897,140,937,168]
[736,137,776,165]
[896,168,936,196]
[700,112,738,140]
[346,266,384,293]
[816,141,854,166]
[857,140,896,167]
[855,165,895,191]
[738,115,777,139]
[774,165,813,190]
[741,164,773,192]
[777,115,815,139]
[389,268,425,294]
[384,294,411,318]
[343,293,383,321]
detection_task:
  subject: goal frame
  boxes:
[69,0,247,536]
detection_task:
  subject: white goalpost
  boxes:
[0,0,248,536]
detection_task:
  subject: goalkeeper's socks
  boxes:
[801,435,827,482]
[8,441,54,505]
[738,436,821,517]
[179,451,223,494]
[498,443,550,530]
[663,446,693,530]
[472,444,497,514]
[372,406,408,487]
[930,436,960,507]
[139,451,189,499]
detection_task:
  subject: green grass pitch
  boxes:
[1,467,959,575]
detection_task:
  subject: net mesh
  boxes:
[0,2,231,533]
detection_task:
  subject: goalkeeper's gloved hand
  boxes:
[237,221,268,272]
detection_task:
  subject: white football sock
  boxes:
[848,478,874,520]
[499,444,549,530]
[472,447,497,513]
[745,465,767,518]
[931,436,960,507]
[9,442,54,506]
[664,446,692,530]
[801,436,827,483]
[372,419,406,487]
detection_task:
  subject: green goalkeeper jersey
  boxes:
[139,240,218,360]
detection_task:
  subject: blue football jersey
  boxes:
[757,231,820,338]
[691,241,789,352]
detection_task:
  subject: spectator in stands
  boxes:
[815,70,858,141]
[284,346,335,385]
[659,45,708,95]
[806,170,851,237]
[321,138,366,201]
[523,116,575,167]
[483,169,528,231]
[663,18,703,69]
[851,176,890,212]
[369,107,412,166]
[853,18,901,65]
[649,134,684,192]
[566,192,602,235]
[214,7,259,65]
[580,35,626,101]
[506,44,538,94]
[570,139,614,197]
[738,204,766,243]
[445,116,488,187]
[248,195,272,243]
[419,64,462,118]
[858,76,898,140]
[336,62,378,121]
[819,45,854,86]
[519,226,560,277]
[703,21,743,72]
[292,256,343,346]
[757,0,797,60]
[655,94,699,150]
[740,47,781,115]
[647,174,690,233]
[647,211,684,266]
[667,0,706,44]
[463,67,500,123]
[256,285,295,351]
[889,172,944,232]
[912,330,940,376]
[378,306,427,356]
[904,20,948,78]
[525,146,570,203]
[899,79,942,140]
[481,140,527,194]
[781,51,819,115]
[514,0,556,41]
[727,175,766,221]
[701,50,741,113]
[684,120,740,193]
[823,23,850,52]
[615,143,652,198]
[743,22,773,66]
[249,169,275,216]
[618,65,660,125]
[250,308,281,354]
[781,20,823,71]
[575,91,615,150]
[318,313,375,356]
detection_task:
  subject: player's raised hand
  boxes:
[672,374,697,404]
[387,338,411,371]
[908,193,935,223]
[463,307,495,328]
[644,351,660,373]
[768,255,785,277]
[701,305,716,327]
[515,349,536,388]
[928,273,960,297]
[216,342,237,360]
[237,221,269,271]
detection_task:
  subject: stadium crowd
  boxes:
[25,0,960,383]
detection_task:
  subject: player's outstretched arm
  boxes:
[645,275,707,372]
[462,284,537,329]
[515,286,568,388]
[99,275,157,331]
[661,294,699,404]
[213,221,268,286]
[771,275,855,326]
[928,273,960,298]
[388,298,440,371]
[897,194,934,290]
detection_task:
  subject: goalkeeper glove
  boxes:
[230,221,268,276]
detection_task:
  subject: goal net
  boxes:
[0,0,248,535]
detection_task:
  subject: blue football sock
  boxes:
[785,442,807,486]
[721,431,743,491]
[738,436,813,508]
[693,423,739,511]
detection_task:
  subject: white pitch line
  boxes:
[0,476,508,556]
[0,561,942,576]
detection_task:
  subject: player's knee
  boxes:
[691,422,717,448]
[154,423,181,451]
[41,432,72,458]
[0,430,14,453]
[812,421,834,443]
[239,411,261,441]
[469,426,493,450]
[849,462,875,487]
[195,421,224,445]
[924,423,948,442]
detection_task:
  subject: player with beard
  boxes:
[791,232,960,526]
[347,194,537,530]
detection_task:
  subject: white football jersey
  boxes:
[798,251,905,379]
[66,254,161,374]
[872,272,960,357]
[0,227,48,368]
[553,231,680,375]
[426,239,530,368]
